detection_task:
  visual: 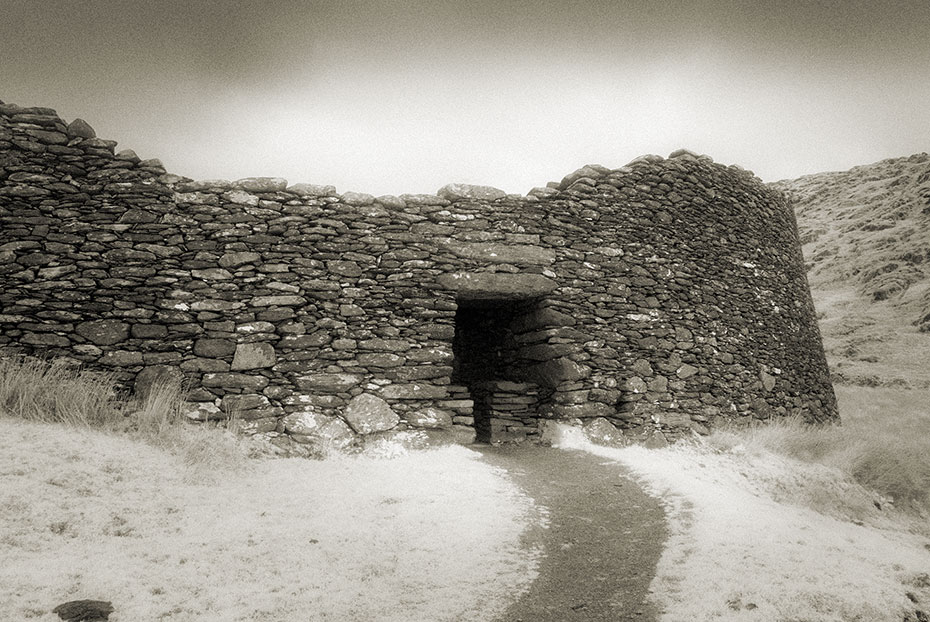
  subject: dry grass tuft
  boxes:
[708,385,930,514]
[0,356,246,472]
[0,355,121,427]
[127,378,246,473]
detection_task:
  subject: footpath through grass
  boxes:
[548,383,930,621]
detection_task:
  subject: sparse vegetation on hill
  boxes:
[773,153,930,387]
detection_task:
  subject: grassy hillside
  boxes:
[772,152,930,387]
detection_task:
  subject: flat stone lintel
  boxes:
[436,272,557,300]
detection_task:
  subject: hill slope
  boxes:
[772,153,930,387]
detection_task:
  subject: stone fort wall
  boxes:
[0,101,837,454]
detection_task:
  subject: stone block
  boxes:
[388,365,452,381]
[760,370,776,391]
[22,332,70,347]
[234,177,287,192]
[542,402,613,419]
[231,342,277,370]
[180,357,231,372]
[283,409,325,435]
[642,428,669,449]
[380,383,450,399]
[653,411,692,428]
[326,260,362,277]
[436,272,557,300]
[441,242,555,265]
[202,373,269,391]
[295,372,361,393]
[358,338,411,351]
[100,350,144,366]
[287,183,336,197]
[223,189,259,206]
[405,347,453,363]
[192,268,234,280]
[583,418,629,447]
[341,191,375,205]
[404,407,453,429]
[622,376,647,393]
[251,295,306,307]
[190,299,244,312]
[646,375,668,392]
[525,358,590,388]
[290,415,356,452]
[357,352,406,368]
[219,251,262,268]
[338,304,364,317]
[437,183,507,201]
[233,417,278,435]
[222,393,270,412]
[66,118,96,138]
[184,402,225,421]
[131,324,168,339]
[193,338,236,358]
[75,319,129,346]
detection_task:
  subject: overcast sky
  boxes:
[2,0,929,195]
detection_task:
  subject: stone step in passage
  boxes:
[472,380,541,443]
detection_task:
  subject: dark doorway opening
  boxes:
[452,298,547,443]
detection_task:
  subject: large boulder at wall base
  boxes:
[133,365,183,399]
[284,410,356,452]
[184,402,225,421]
[583,418,630,447]
[342,393,400,434]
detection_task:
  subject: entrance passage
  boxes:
[452,298,547,443]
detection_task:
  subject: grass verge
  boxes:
[0,355,245,472]
[0,356,120,427]
[706,385,930,515]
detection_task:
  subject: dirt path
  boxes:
[477,445,668,622]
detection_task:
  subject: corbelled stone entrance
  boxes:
[451,296,557,443]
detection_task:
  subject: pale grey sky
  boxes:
[2,0,929,195]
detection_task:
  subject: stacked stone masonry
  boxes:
[0,101,838,454]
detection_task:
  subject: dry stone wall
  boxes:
[0,100,838,454]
